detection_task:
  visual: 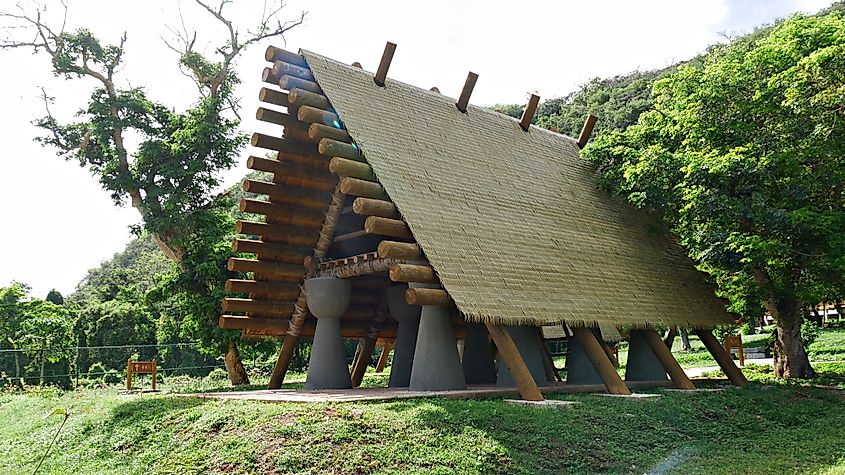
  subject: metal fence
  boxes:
[0,342,231,389]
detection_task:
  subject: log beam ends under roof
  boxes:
[389,263,437,283]
[456,72,479,113]
[340,177,389,200]
[577,114,598,149]
[258,88,289,108]
[319,138,363,161]
[298,105,342,127]
[377,241,422,260]
[330,157,375,180]
[520,94,541,131]
[364,216,412,239]
[265,46,307,67]
[280,75,323,95]
[288,88,332,111]
[374,41,397,87]
[309,123,352,143]
[272,60,315,82]
[406,287,451,306]
[353,197,400,219]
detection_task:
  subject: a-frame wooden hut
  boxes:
[220,43,747,401]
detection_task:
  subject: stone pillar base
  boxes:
[625,329,669,382]
[496,325,548,387]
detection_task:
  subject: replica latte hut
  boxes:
[219,43,747,401]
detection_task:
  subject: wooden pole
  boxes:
[222,298,295,317]
[405,287,450,306]
[374,41,397,86]
[571,327,631,395]
[642,328,695,390]
[224,279,300,299]
[241,179,330,210]
[298,105,341,127]
[485,323,544,401]
[265,46,307,66]
[378,241,422,260]
[577,114,598,149]
[664,326,678,349]
[365,216,413,239]
[279,75,323,94]
[456,72,479,113]
[309,123,351,143]
[288,88,332,110]
[272,61,315,82]
[126,359,132,390]
[519,94,540,131]
[695,329,748,386]
[227,258,304,280]
[236,220,319,247]
[330,157,376,181]
[319,138,363,161]
[239,199,326,227]
[389,264,436,283]
[255,108,307,130]
[231,239,312,265]
[339,177,389,200]
[353,198,399,219]
[258,88,289,107]
[375,341,394,372]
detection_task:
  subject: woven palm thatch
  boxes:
[303,50,734,329]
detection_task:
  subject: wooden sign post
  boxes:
[126,359,157,391]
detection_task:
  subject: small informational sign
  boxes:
[126,359,157,390]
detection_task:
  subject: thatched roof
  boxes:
[303,50,734,329]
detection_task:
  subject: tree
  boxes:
[0,283,30,386]
[584,12,845,378]
[0,1,304,384]
[19,299,74,386]
[45,289,64,305]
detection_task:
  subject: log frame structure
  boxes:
[220,45,746,400]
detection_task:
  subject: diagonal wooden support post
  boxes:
[456,72,479,113]
[519,94,540,131]
[374,41,397,86]
[695,328,748,386]
[642,328,695,390]
[375,340,393,372]
[571,327,631,395]
[485,323,543,401]
[576,114,598,149]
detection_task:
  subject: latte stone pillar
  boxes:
[566,327,606,385]
[462,322,497,384]
[303,276,352,390]
[386,285,422,387]
[408,284,466,391]
[496,325,549,387]
[625,329,669,382]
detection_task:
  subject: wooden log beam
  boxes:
[374,341,393,372]
[312,256,396,279]
[374,41,397,87]
[258,88,289,108]
[232,239,311,264]
[485,323,544,401]
[279,75,323,94]
[272,61,315,82]
[332,230,368,243]
[239,199,326,228]
[309,123,351,143]
[456,72,479,113]
[365,216,412,239]
[298,105,341,127]
[265,46,307,66]
[642,328,695,390]
[405,287,450,306]
[519,94,540,131]
[350,337,377,386]
[339,177,389,200]
[288,88,332,110]
[283,126,311,144]
[319,138,363,161]
[695,329,748,386]
[242,179,330,210]
[571,327,631,395]
[353,198,399,219]
[262,67,281,85]
[250,133,319,157]
[246,156,334,184]
[222,298,296,317]
[377,241,422,260]
[224,279,300,300]
[389,264,436,283]
[236,221,319,247]
[330,157,375,180]
[255,108,307,130]
[227,258,305,280]
[577,114,598,149]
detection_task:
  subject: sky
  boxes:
[0,0,835,299]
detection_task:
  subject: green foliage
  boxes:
[45,290,64,306]
[582,12,845,357]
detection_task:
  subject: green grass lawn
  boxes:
[3,372,845,475]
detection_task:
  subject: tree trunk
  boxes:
[772,299,816,378]
[679,329,691,351]
[14,352,22,388]
[40,348,46,387]
[223,340,250,385]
